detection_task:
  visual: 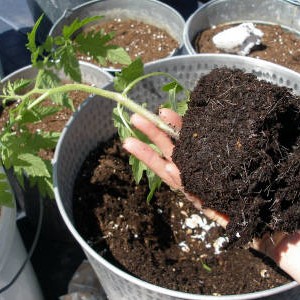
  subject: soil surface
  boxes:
[172,68,300,247]
[195,23,300,73]
[78,18,179,69]
[73,137,291,295]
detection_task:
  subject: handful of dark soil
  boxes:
[172,68,300,247]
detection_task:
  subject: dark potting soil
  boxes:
[195,24,300,73]
[172,68,300,247]
[73,137,291,295]
[78,19,179,69]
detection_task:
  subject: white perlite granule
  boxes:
[212,23,264,56]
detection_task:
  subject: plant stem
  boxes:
[25,84,180,139]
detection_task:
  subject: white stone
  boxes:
[213,236,229,254]
[212,23,264,56]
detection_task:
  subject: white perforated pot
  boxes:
[53,54,300,299]
[0,167,43,300]
[0,62,113,242]
[184,0,300,55]
[49,0,185,73]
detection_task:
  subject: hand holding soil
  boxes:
[123,108,300,284]
[123,109,229,229]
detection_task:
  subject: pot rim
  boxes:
[49,0,185,73]
[53,54,299,299]
[183,0,300,55]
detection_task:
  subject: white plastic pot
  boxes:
[53,54,300,299]
[0,167,43,300]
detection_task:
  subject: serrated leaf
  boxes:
[19,105,62,125]
[26,14,43,51]
[62,16,103,39]
[43,36,54,52]
[57,45,81,82]
[75,30,113,57]
[15,153,50,178]
[32,131,60,150]
[75,30,131,67]
[2,79,32,100]
[114,58,144,92]
[106,46,131,65]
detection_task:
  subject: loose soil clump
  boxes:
[195,23,300,73]
[78,18,179,69]
[172,67,300,247]
[73,137,291,295]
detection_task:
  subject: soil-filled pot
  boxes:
[53,54,300,299]
[49,0,185,73]
[0,62,113,242]
[0,167,43,300]
[184,0,300,72]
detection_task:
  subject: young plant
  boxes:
[0,16,189,207]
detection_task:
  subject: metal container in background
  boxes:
[49,0,185,73]
[0,167,43,300]
[0,61,113,242]
[184,0,300,55]
[53,54,300,300]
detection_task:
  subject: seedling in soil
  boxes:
[0,15,189,207]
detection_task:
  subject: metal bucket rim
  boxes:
[183,0,300,54]
[49,0,185,73]
[53,53,299,299]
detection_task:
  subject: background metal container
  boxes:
[0,61,113,242]
[49,0,185,73]
[53,54,300,300]
[184,0,300,55]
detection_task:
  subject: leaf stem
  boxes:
[122,71,181,95]
[24,83,179,139]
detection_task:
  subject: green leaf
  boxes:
[75,31,131,67]
[19,105,62,125]
[2,79,32,99]
[56,45,81,82]
[114,58,144,92]
[161,99,188,117]
[62,16,103,39]
[31,131,60,150]
[15,153,51,178]
[146,169,162,203]
[106,46,131,66]
[26,14,43,52]
[75,30,114,58]
[0,173,14,207]
[129,155,147,184]
[112,106,133,140]
[160,81,189,116]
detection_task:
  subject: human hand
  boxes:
[122,108,300,284]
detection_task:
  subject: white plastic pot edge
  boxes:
[53,54,299,300]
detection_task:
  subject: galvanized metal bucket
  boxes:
[49,0,185,73]
[184,0,300,55]
[0,61,113,242]
[53,54,300,299]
